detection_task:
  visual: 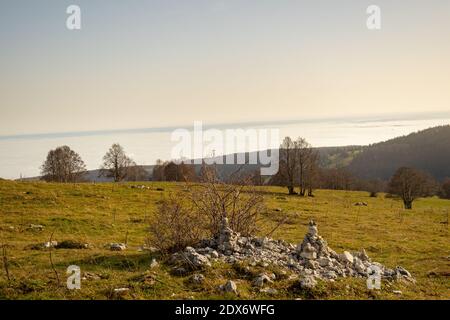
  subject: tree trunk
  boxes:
[403,200,413,210]
[287,186,296,195]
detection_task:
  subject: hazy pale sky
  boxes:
[1,0,450,136]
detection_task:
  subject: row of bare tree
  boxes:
[39,143,450,211]
[269,137,319,196]
[40,144,147,182]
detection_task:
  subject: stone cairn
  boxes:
[170,218,413,285]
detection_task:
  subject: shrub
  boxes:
[189,169,265,237]
[148,170,265,252]
[147,194,205,253]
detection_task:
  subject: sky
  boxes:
[1,0,450,137]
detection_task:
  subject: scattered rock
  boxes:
[44,241,58,248]
[392,290,402,295]
[252,274,273,288]
[130,185,150,190]
[219,280,238,295]
[82,272,101,281]
[28,224,44,232]
[340,251,354,264]
[317,257,331,267]
[170,246,211,270]
[395,266,411,278]
[28,241,58,250]
[299,243,317,260]
[259,287,278,295]
[150,258,159,269]
[190,274,205,284]
[168,219,414,285]
[299,276,317,290]
[130,271,156,286]
[108,243,127,251]
[354,202,368,206]
[113,288,130,298]
[354,258,366,274]
[137,245,158,253]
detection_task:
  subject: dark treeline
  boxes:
[347,125,450,181]
[152,160,263,186]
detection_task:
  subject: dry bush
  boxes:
[147,194,206,253]
[148,168,265,252]
[189,168,265,237]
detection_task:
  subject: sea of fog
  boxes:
[1,117,449,179]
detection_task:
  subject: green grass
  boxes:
[0,180,448,300]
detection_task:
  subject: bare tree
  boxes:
[279,137,297,194]
[294,137,313,196]
[99,144,136,182]
[388,167,434,209]
[305,149,319,197]
[40,146,86,182]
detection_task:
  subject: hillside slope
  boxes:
[346,125,450,180]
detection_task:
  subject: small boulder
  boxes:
[395,266,412,278]
[190,274,205,285]
[259,287,278,295]
[82,272,101,281]
[219,280,238,295]
[354,258,366,274]
[113,288,131,299]
[109,243,127,251]
[299,243,317,260]
[44,241,58,248]
[340,251,354,264]
[299,276,317,290]
[354,202,368,206]
[183,247,211,269]
[28,224,44,232]
[317,257,332,267]
[252,274,273,288]
[150,258,159,269]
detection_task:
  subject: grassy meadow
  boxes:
[0,180,448,300]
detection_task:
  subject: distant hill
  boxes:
[346,125,450,181]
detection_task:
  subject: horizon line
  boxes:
[1,110,450,142]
